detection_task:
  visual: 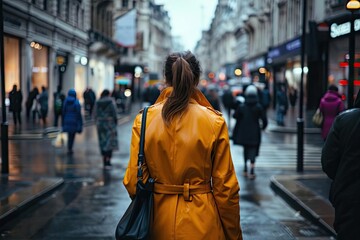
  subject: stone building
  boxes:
[3,0,91,105]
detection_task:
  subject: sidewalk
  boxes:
[265,107,336,237]
[0,109,129,228]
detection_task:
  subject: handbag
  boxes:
[115,106,154,240]
[312,108,323,127]
[52,131,67,148]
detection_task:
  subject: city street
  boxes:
[0,105,334,240]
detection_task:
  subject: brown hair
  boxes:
[162,51,201,125]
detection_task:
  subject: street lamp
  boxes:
[346,0,360,109]
[297,0,307,172]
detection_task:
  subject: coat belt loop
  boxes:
[183,179,192,202]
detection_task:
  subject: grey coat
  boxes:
[94,97,119,152]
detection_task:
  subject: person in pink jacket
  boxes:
[319,85,345,140]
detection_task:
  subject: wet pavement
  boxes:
[0,103,336,239]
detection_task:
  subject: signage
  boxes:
[267,37,301,64]
[114,9,137,47]
[330,19,360,38]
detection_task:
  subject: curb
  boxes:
[270,175,336,237]
[0,177,64,227]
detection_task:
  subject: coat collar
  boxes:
[155,87,213,108]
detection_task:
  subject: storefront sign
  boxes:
[267,37,301,64]
[330,19,360,38]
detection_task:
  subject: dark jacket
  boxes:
[9,89,23,112]
[62,89,83,133]
[232,94,267,146]
[322,106,360,203]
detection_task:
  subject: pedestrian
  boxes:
[8,84,23,126]
[205,87,221,111]
[38,86,49,125]
[148,84,161,105]
[275,83,288,126]
[31,88,41,123]
[26,87,39,122]
[288,85,298,108]
[123,51,242,239]
[53,85,65,127]
[321,89,360,239]
[94,89,119,168]
[232,84,268,179]
[221,85,235,127]
[83,87,96,117]
[112,85,127,113]
[318,84,344,141]
[62,89,83,155]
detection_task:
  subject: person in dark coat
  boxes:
[26,87,39,121]
[275,84,288,126]
[319,85,344,141]
[94,89,119,168]
[321,89,360,239]
[53,85,65,127]
[38,86,49,125]
[83,87,96,117]
[232,85,267,179]
[205,87,221,111]
[8,84,23,126]
[62,89,83,154]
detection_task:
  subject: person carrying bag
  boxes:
[115,106,154,240]
[121,52,242,240]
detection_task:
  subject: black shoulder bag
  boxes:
[115,106,154,240]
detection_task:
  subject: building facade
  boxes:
[196,0,360,110]
[4,0,91,106]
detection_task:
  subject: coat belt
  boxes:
[153,181,212,202]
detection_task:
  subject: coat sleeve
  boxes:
[321,118,341,180]
[212,118,242,240]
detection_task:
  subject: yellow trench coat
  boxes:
[124,87,242,240]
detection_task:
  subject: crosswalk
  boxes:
[230,142,323,170]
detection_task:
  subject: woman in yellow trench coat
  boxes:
[124,51,242,240]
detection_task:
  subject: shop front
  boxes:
[246,54,267,83]
[31,41,49,89]
[267,37,303,108]
[327,15,360,106]
[4,35,21,93]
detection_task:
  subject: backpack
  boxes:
[55,93,63,113]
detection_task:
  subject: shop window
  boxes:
[32,45,49,89]
[4,36,20,93]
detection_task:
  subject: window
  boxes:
[66,0,70,21]
[123,0,129,8]
[43,0,47,10]
[57,0,61,16]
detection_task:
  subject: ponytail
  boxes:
[162,57,194,125]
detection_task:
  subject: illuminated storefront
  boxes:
[328,18,360,103]
[31,41,49,89]
[4,36,20,93]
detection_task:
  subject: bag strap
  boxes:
[137,106,149,178]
